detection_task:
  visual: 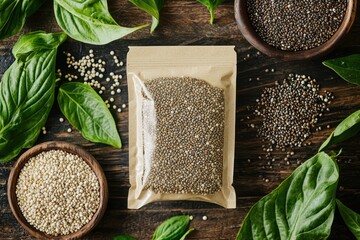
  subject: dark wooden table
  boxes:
[1,0,360,239]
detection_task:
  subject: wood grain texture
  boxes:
[0,0,360,239]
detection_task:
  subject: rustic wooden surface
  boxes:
[1,0,360,239]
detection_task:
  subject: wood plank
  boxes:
[1,0,360,239]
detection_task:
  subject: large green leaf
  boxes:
[236,152,339,240]
[0,31,66,163]
[53,0,147,45]
[58,82,122,148]
[319,109,360,152]
[129,0,164,33]
[323,54,360,86]
[12,31,68,60]
[336,199,360,239]
[0,0,46,40]
[196,0,223,24]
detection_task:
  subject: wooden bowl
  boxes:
[7,141,108,240]
[234,0,357,60]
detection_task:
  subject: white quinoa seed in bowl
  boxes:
[7,141,108,239]
[16,149,100,236]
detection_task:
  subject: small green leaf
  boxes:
[323,54,360,86]
[129,0,164,33]
[58,82,122,148]
[153,215,191,240]
[196,0,223,24]
[0,0,46,40]
[54,0,148,45]
[236,152,339,240]
[336,199,360,239]
[319,109,360,152]
[113,235,137,240]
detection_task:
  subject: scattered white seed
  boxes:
[67,128,72,133]
[110,98,114,102]
[110,51,115,55]
[59,118,64,123]
[202,216,208,221]
[189,216,193,221]
[122,104,126,109]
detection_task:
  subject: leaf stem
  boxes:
[210,8,215,24]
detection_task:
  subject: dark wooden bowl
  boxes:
[7,141,108,240]
[234,0,357,60]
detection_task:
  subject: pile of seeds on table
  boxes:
[246,0,347,51]
[142,77,224,195]
[59,50,126,113]
[16,150,100,236]
[251,74,333,165]
[51,50,127,135]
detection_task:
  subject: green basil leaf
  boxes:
[236,152,339,240]
[128,0,164,33]
[323,54,360,86]
[54,0,147,45]
[152,215,190,240]
[58,82,122,148]
[319,109,360,152]
[196,0,223,24]
[0,0,46,40]
[336,199,360,239]
[0,31,66,163]
[12,31,67,60]
[113,235,137,240]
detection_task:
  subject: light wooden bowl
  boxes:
[234,0,357,60]
[7,141,108,240]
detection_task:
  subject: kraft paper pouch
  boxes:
[127,46,236,209]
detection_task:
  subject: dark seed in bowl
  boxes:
[246,0,347,51]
